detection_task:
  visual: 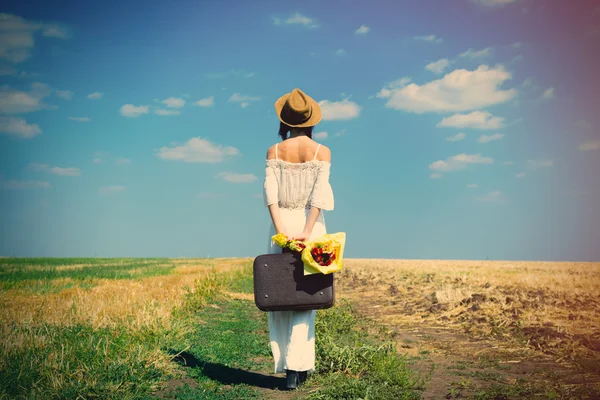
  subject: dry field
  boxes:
[336,259,600,399]
[0,258,247,331]
[2,257,599,399]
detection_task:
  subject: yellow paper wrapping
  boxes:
[301,232,346,276]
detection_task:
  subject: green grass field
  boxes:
[0,258,425,399]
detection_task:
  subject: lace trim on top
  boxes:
[278,200,311,210]
[266,159,330,171]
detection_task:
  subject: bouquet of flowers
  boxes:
[272,232,346,276]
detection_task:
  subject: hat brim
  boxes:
[274,91,322,128]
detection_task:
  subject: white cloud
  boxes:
[0,82,54,114]
[0,179,51,189]
[0,116,41,138]
[471,0,519,6]
[477,133,504,143]
[0,13,69,64]
[55,90,72,100]
[378,65,517,113]
[156,137,239,163]
[355,25,370,35]
[334,129,347,137]
[437,110,505,129]
[217,172,258,183]
[376,77,411,98]
[542,87,555,99]
[274,12,319,29]
[29,163,81,176]
[414,34,443,43]
[68,116,90,122]
[527,159,553,169]
[579,140,600,151]
[120,104,149,117]
[314,131,328,140]
[459,47,492,59]
[334,49,346,56]
[154,108,180,116]
[516,172,525,178]
[476,190,504,203]
[229,93,260,107]
[467,183,477,188]
[503,161,513,165]
[430,173,442,179]
[93,158,101,164]
[195,96,214,107]
[161,97,185,108]
[87,92,103,100]
[429,153,493,173]
[446,132,466,142]
[318,99,361,120]
[99,185,125,194]
[425,58,450,74]
[115,158,131,165]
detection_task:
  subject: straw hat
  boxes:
[274,88,322,128]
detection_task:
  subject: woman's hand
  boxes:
[291,230,311,242]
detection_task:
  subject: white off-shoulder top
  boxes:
[263,143,334,211]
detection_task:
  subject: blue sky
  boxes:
[1,0,599,261]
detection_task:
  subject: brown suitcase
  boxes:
[253,248,335,312]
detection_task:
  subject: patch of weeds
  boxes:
[307,299,425,399]
[447,377,472,398]
[0,322,182,399]
[174,270,227,317]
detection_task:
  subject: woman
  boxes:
[263,88,334,389]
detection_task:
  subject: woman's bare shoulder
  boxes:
[266,144,277,160]
[315,143,331,162]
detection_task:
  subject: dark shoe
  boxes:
[299,370,308,384]
[285,370,299,390]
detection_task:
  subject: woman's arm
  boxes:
[268,204,287,235]
[301,145,332,238]
[265,146,288,235]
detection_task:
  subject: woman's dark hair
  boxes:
[279,122,313,141]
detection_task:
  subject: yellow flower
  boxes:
[272,233,289,248]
